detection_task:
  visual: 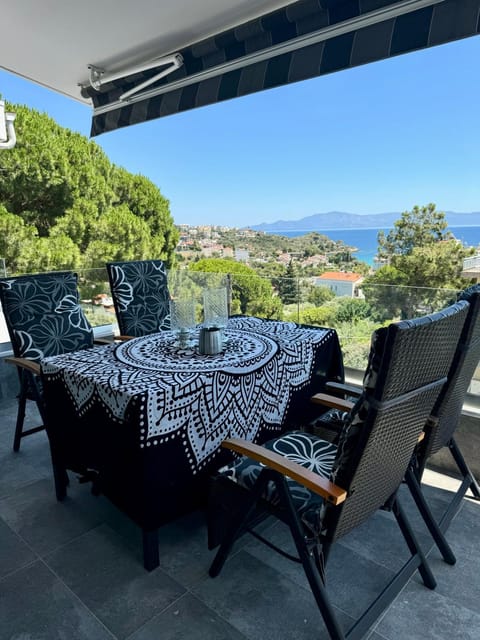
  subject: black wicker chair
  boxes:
[106,259,170,337]
[208,301,469,640]
[0,272,94,451]
[404,285,480,565]
[311,286,480,566]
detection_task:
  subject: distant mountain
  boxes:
[250,211,480,232]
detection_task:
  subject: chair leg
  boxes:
[209,472,271,578]
[276,478,345,640]
[211,472,346,640]
[405,466,456,565]
[142,529,159,571]
[449,438,480,499]
[13,371,46,452]
[392,498,436,590]
[13,384,27,452]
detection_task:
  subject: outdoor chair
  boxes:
[0,271,94,451]
[404,284,480,564]
[207,301,468,640]
[311,286,480,566]
[106,259,170,337]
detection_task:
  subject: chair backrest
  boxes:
[0,271,94,361]
[324,300,469,541]
[106,259,170,337]
[422,284,480,459]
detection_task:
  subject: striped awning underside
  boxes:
[85,0,480,136]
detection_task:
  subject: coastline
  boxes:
[264,226,480,266]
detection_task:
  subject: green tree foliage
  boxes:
[111,168,177,263]
[363,204,473,319]
[277,260,299,305]
[0,103,178,274]
[83,205,153,267]
[336,319,381,370]
[332,297,372,324]
[188,258,283,319]
[19,235,82,273]
[299,305,336,327]
[307,285,335,306]
[376,203,450,259]
[0,206,38,273]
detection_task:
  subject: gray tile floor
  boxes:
[1,360,480,640]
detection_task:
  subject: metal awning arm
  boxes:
[88,52,184,101]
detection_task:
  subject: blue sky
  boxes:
[1,35,479,227]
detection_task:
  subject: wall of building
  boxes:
[317,279,354,297]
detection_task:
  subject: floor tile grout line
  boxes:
[1,512,108,563]
[0,556,40,583]
[0,471,54,500]
[186,590,252,640]
[38,556,118,639]
[120,591,245,640]
[0,515,44,579]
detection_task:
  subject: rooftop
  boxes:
[317,272,363,283]
[1,358,479,639]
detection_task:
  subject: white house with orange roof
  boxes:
[315,271,364,298]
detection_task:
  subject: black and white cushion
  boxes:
[0,271,94,361]
[218,431,337,536]
[107,259,170,336]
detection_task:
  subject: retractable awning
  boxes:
[1,0,479,137]
[84,0,480,136]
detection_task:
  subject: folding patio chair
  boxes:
[106,259,170,337]
[310,285,480,566]
[0,271,94,451]
[404,284,480,564]
[207,301,468,640]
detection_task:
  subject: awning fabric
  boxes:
[85,0,480,136]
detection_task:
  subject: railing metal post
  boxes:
[296,275,300,323]
[226,273,232,317]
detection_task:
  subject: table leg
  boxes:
[52,462,69,501]
[143,528,159,571]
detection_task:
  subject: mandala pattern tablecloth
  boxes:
[41,317,341,473]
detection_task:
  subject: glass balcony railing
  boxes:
[1,267,478,400]
[462,255,480,271]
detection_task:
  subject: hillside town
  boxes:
[175,224,366,290]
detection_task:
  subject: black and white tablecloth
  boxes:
[41,317,342,474]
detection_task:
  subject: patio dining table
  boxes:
[41,316,343,569]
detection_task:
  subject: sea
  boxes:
[272,226,480,266]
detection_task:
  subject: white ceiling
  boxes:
[0,0,294,104]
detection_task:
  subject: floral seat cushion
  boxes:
[218,431,337,536]
[0,272,94,361]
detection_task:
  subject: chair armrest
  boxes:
[310,393,354,412]
[4,356,41,375]
[221,438,347,506]
[94,335,132,345]
[325,381,362,398]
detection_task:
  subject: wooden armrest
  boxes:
[310,393,354,412]
[94,335,132,345]
[222,438,347,506]
[4,356,41,375]
[325,381,362,397]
